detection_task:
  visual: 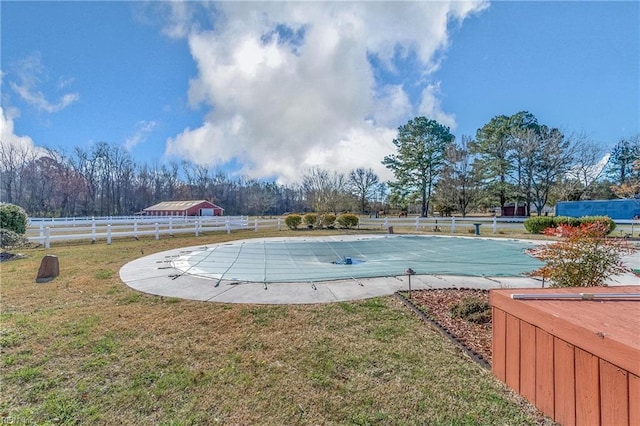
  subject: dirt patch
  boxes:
[405,288,492,364]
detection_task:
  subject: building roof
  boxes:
[143,200,223,211]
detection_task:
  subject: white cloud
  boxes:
[9,54,79,113]
[162,2,486,183]
[125,120,158,151]
[0,106,41,156]
[418,82,457,130]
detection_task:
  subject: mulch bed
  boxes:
[400,288,493,365]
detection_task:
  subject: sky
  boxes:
[1,1,638,184]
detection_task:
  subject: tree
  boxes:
[0,141,36,206]
[559,136,609,201]
[528,222,633,287]
[301,167,347,213]
[515,126,573,215]
[434,136,480,217]
[471,111,538,213]
[607,135,640,186]
[383,117,454,217]
[348,168,379,214]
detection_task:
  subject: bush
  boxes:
[528,222,633,287]
[0,203,28,235]
[303,213,317,229]
[0,228,28,249]
[284,214,302,230]
[449,297,491,324]
[336,213,359,229]
[322,213,336,229]
[579,215,616,234]
[554,216,581,227]
[523,216,556,234]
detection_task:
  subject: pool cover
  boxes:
[169,235,544,284]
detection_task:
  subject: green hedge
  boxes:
[284,214,302,230]
[322,213,336,228]
[0,203,28,235]
[523,216,556,234]
[337,213,359,229]
[579,216,616,234]
[303,213,317,228]
[524,215,616,235]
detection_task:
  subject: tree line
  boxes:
[1,111,638,218]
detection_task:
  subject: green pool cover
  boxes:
[170,235,544,284]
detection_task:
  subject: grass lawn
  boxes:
[1,229,552,425]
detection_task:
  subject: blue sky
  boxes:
[2,1,638,184]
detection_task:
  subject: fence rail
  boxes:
[25,215,639,248]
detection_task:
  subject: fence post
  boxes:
[134,221,138,239]
[384,218,388,229]
[254,218,258,232]
[45,227,51,249]
[107,224,112,245]
[415,216,420,231]
[226,219,231,234]
[39,223,45,245]
[92,221,97,243]
[195,220,199,237]
[451,216,456,233]
[155,223,159,240]
[169,217,173,236]
[493,216,497,234]
[278,217,281,231]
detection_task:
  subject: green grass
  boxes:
[0,229,553,425]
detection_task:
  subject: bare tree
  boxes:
[348,168,379,214]
[302,167,348,213]
[435,136,480,217]
[0,141,37,205]
[560,135,608,200]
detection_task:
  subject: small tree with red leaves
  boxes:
[528,222,634,287]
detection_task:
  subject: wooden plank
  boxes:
[519,321,536,403]
[535,328,555,419]
[492,307,507,382]
[505,313,521,392]
[630,374,640,426]
[575,348,600,426]
[491,287,640,376]
[600,359,629,425]
[554,338,576,426]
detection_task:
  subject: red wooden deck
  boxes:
[490,286,639,426]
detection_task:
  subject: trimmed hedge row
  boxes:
[284,213,358,230]
[523,215,616,235]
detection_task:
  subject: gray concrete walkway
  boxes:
[119,236,640,305]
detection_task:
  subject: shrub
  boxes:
[578,215,616,234]
[554,216,581,227]
[322,213,336,229]
[449,297,491,324]
[284,214,302,230]
[0,203,28,235]
[528,222,633,287]
[523,216,556,234]
[303,213,317,229]
[0,228,28,249]
[336,213,359,229]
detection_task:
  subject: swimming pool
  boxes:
[169,235,544,284]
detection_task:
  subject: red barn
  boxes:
[143,200,224,217]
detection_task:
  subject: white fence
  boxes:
[26,215,638,248]
[27,216,252,248]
